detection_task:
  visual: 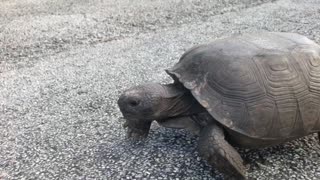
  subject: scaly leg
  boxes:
[198,123,247,179]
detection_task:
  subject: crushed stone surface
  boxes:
[1,0,320,179]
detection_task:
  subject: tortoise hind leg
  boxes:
[198,123,247,179]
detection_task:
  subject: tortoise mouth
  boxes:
[121,117,152,140]
[125,125,150,140]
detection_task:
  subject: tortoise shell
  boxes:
[167,32,320,140]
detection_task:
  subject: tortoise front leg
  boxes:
[156,116,201,135]
[198,123,246,179]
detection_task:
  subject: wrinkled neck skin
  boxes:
[121,83,205,140]
[156,83,205,121]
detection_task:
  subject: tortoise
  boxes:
[117,32,320,179]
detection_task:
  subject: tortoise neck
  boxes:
[159,84,205,118]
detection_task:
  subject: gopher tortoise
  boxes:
[118,32,320,179]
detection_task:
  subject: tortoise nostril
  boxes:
[129,99,140,107]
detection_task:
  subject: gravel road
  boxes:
[1,0,320,179]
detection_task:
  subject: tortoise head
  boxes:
[118,83,168,139]
[118,83,194,139]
